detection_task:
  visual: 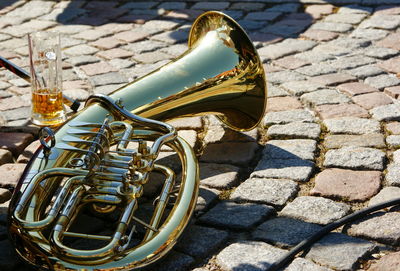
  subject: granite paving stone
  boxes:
[324,13,367,24]
[152,251,194,271]
[266,96,302,112]
[0,163,26,188]
[175,225,229,257]
[63,44,99,56]
[231,178,298,207]
[266,84,289,97]
[267,122,321,140]
[352,92,393,110]
[370,103,400,121]
[0,149,12,165]
[258,39,316,60]
[386,163,400,186]
[393,149,400,162]
[350,28,389,40]
[346,212,400,245]
[294,50,335,64]
[216,241,287,271]
[386,121,400,134]
[337,82,379,96]
[368,251,400,271]
[359,14,400,30]
[272,56,310,70]
[295,63,336,77]
[330,55,376,71]
[323,147,385,170]
[301,89,351,106]
[324,134,385,149]
[316,104,369,119]
[376,33,400,50]
[263,139,316,161]
[369,186,400,207]
[195,186,219,214]
[338,5,372,14]
[280,80,322,96]
[385,86,400,99]
[198,201,274,230]
[310,73,356,86]
[311,168,381,201]
[305,4,335,19]
[199,163,240,189]
[267,70,306,84]
[386,135,400,148]
[264,110,315,126]
[345,65,385,79]
[203,126,257,145]
[88,72,128,86]
[364,74,400,90]
[285,258,334,271]
[324,117,380,134]
[200,142,259,166]
[253,217,322,248]
[252,158,314,182]
[0,132,34,157]
[377,57,400,74]
[280,196,350,225]
[300,29,339,42]
[305,233,375,270]
[310,22,353,33]
[364,47,399,59]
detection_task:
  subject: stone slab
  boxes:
[369,187,400,207]
[253,217,322,248]
[263,139,317,161]
[267,122,321,139]
[176,225,229,258]
[280,196,350,225]
[199,163,240,189]
[311,168,381,201]
[216,241,287,271]
[316,104,369,119]
[323,134,385,149]
[231,178,298,207]
[323,147,385,170]
[305,233,375,270]
[200,142,260,166]
[346,212,400,246]
[198,201,274,230]
[252,157,315,182]
[323,117,380,134]
[264,110,315,126]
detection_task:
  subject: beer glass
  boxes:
[28,31,66,126]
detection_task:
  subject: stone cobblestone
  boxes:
[323,147,385,170]
[198,201,274,230]
[305,233,375,270]
[2,1,400,271]
[324,117,381,134]
[253,217,322,248]
[311,168,381,201]
[280,196,350,225]
[231,178,298,207]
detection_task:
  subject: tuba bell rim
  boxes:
[188,11,267,131]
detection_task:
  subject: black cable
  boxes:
[268,197,400,271]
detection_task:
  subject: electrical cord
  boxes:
[267,197,400,271]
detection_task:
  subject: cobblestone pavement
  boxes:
[1,0,400,270]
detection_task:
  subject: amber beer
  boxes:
[31,89,64,126]
[28,32,66,126]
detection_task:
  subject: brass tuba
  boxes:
[8,11,266,270]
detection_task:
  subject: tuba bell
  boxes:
[8,11,266,270]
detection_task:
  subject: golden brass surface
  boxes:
[8,11,266,270]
